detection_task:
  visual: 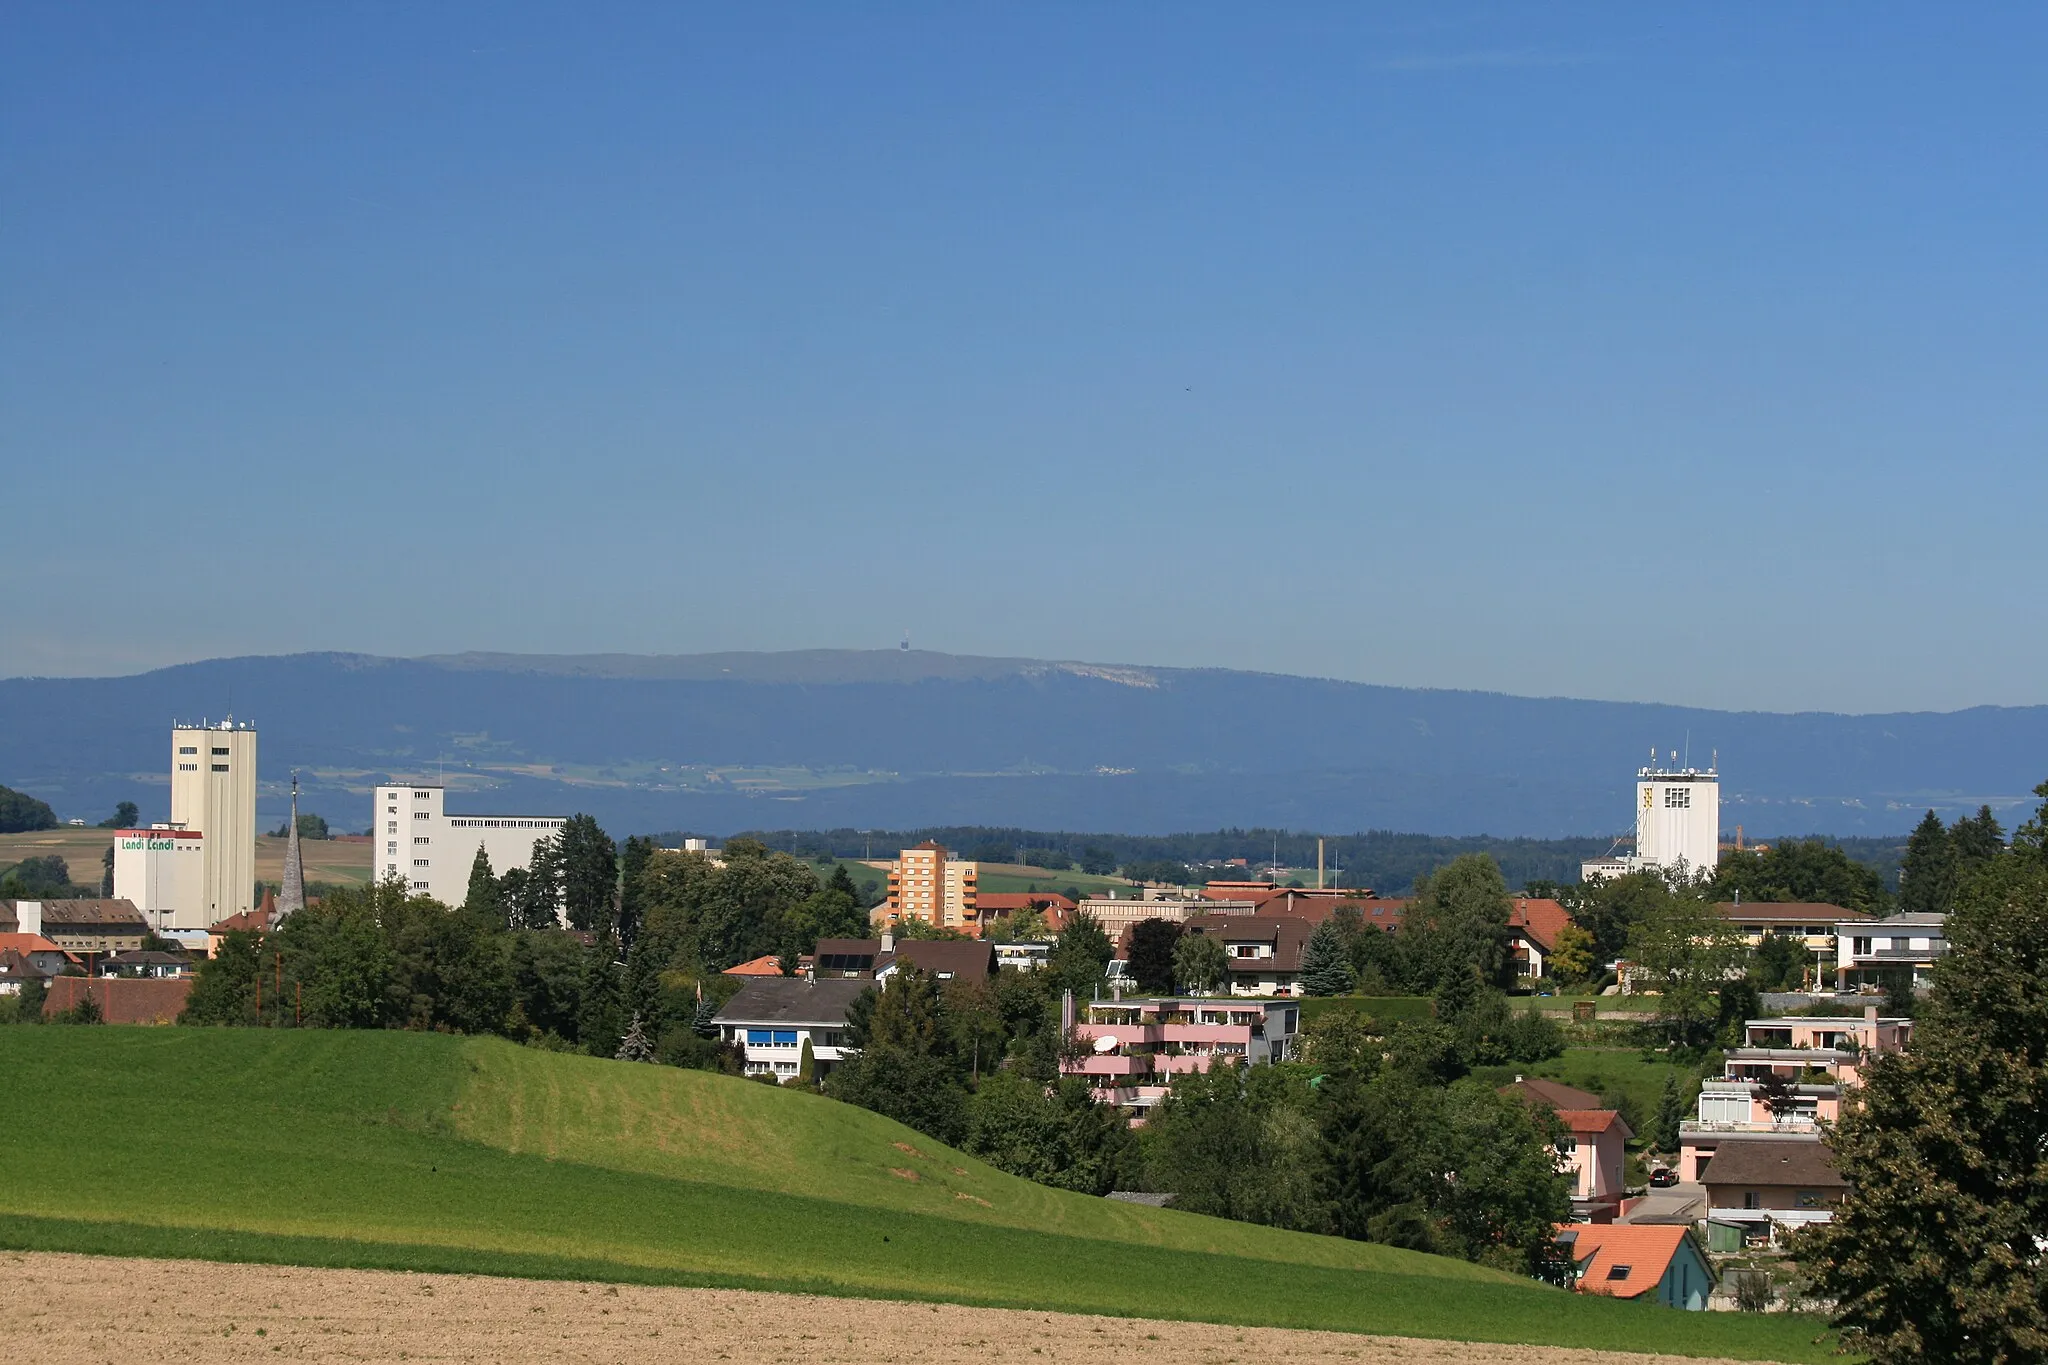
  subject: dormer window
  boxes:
[1607,1264,1631,1281]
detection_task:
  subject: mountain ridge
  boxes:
[1,649,2042,839]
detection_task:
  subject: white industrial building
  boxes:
[374,783,566,906]
[1583,753,1722,883]
[112,827,206,933]
[114,721,258,939]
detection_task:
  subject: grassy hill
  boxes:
[0,1030,1831,1360]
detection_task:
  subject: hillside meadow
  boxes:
[0,1029,1834,1361]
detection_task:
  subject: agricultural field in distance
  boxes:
[0,828,372,891]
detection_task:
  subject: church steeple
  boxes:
[279,773,306,917]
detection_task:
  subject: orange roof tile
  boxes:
[1554,1109,1632,1137]
[0,932,65,956]
[1557,1223,1690,1299]
[722,954,786,977]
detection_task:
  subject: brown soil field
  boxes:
[2,1251,1771,1365]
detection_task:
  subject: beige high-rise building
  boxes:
[878,841,979,932]
[169,721,258,923]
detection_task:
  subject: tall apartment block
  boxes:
[878,841,979,932]
[374,782,566,907]
[166,721,258,924]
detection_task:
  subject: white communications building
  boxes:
[1582,752,1722,883]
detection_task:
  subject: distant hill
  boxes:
[0,649,2042,839]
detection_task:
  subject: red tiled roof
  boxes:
[208,909,274,935]
[1508,898,1573,953]
[1557,1223,1692,1299]
[1555,1109,1632,1137]
[722,954,785,977]
[0,932,65,957]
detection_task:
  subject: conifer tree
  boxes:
[614,1011,654,1062]
[1298,919,1357,997]
[463,848,501,922]
[1898,809,1956,916]
[556,814,618,936]
[1650,1073,1685,1154]
[1949,804,2007,874]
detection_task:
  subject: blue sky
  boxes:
[4,4,2043,713]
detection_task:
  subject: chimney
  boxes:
[879,930,894,954]
[1865,1004,1878,1024]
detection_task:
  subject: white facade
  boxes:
[169,722,257,923]
[373,783,565,906]
[1635,762,1720,880]
[112,826,208,932]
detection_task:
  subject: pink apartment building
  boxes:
[1679,1007,1909,1183]
[1064,995,1301,1119]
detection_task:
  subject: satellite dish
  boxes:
[1092,1034,1119,1054]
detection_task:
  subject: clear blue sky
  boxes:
[4,4,2043,713]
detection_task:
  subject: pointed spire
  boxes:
[278,773,306,918]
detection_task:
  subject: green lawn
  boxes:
[1516,1047,1703,1134]
[1298,995,1436,1023]
[0,1029,1826,1360]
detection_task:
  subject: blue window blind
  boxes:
[773,1030,798,1046]
[747,1029,773,1045]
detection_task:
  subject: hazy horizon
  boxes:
[4,645,2042,721]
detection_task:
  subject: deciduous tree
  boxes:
[1799,850,2048,1363]
[1125,918,1181,994]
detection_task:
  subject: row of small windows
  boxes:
[178,763,197,772]
[212,764,229,772]
[178,747,197,756]
[448,819,564,829]
[1664,787,1692,809]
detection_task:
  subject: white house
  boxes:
[712,976,873,1080]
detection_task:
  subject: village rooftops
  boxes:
[810,937,996,983]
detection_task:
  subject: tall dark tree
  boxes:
[1125,918,1181,994]
[98,800,139,830]
[463,848,502,924]
[1800,848,2048,1363]
[556,815,619,938]
[616,834,656,952]
[1317,1071,1416,1243]
[1949,805,2007,875]
[1898,810,1957,916]
[502,833,564,931]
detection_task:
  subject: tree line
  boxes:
[178,821,873,1058]
[721,823,1915,895]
